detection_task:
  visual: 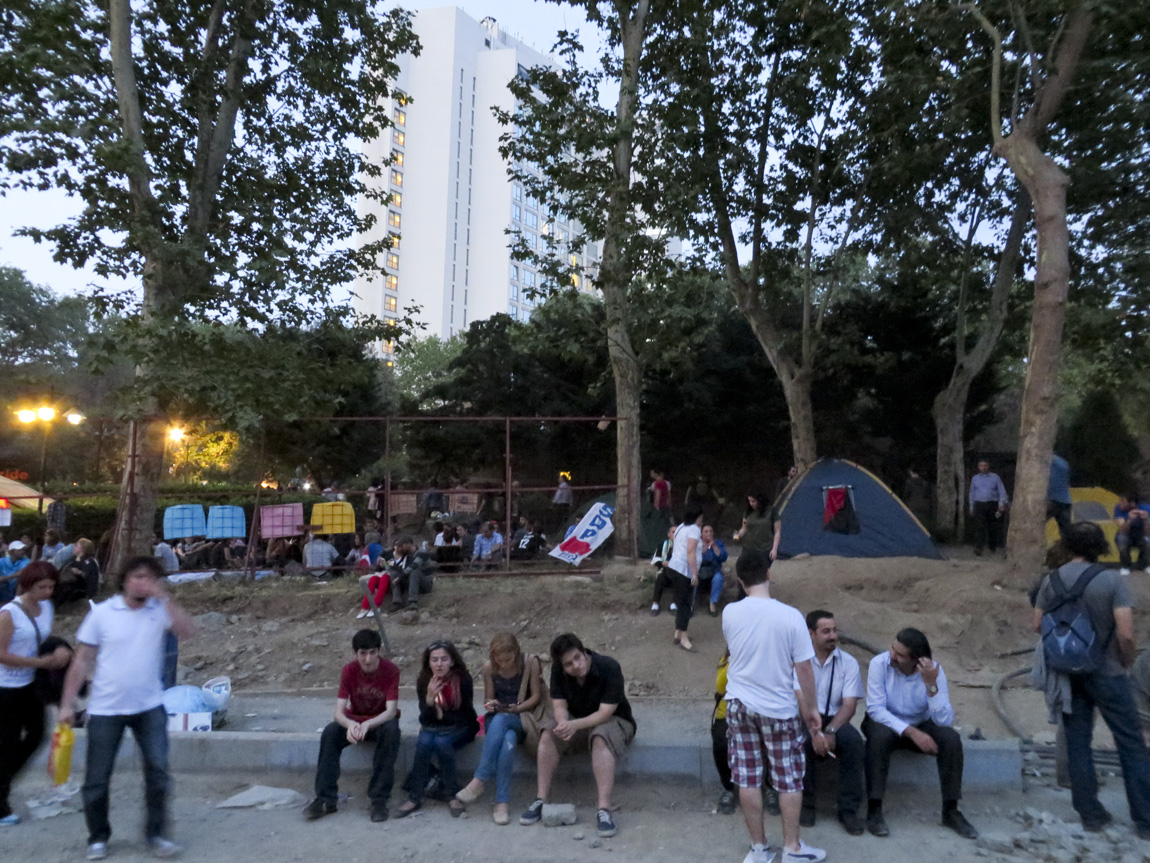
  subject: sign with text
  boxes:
[390,493,419,515]
[549,503,615,567]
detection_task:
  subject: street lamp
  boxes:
[15,404,83,513]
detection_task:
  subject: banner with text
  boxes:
[549,503,615,567]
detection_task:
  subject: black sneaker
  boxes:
[520,798,544,826]
[596,808,617,838]
[764,787,781,816]
[800,807,816,828]
[303,798,337,820]
[838,811,865,836]
[866,810,889,837]
[942,809,978,839]
[1083,810,1114,833]
[370,803,388,823]
[717,788,737,815]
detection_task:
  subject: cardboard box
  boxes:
[166,711,212,732]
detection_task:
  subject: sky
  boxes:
[0,1,590,298]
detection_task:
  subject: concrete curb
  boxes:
[51,730,1022,790]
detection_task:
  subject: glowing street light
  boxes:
[13,404,82,512]
[36,406,55,422]
[168,427,185,442]
[65,411,84,425]
[16,409,36,423]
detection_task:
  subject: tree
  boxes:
[1,0,418,566]
[1059,390,1139,494]
[496,0,669,559]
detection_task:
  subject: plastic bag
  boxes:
[47,723,74,786]
[162,685,211,713]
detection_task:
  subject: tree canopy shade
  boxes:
[0,0,419,565]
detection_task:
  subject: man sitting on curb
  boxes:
[863,627,977,840]
[796,609,866,836]
[520,633,636,838]
[303,629,400,823]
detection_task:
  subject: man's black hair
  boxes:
[1063,521,1109,562]
[116,555,165,591]
[806,609,834,631]
[352,629,383,651]
[550,632,586,666]
[895,627,932,662]
[735,546,769,587]
[682,504,704,525]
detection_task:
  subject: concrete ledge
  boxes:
[49,730,1021,791]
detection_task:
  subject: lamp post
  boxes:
[15,406,84,513]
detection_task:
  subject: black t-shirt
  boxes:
[550,651,636,730]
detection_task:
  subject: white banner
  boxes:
[549,503,615,566]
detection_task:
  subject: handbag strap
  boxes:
[516,654,537,703]
[11,597,44,648]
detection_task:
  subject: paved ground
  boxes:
[4,767,1148,863]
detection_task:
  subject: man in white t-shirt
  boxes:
[723,547,824,863]
[59,556,196,861]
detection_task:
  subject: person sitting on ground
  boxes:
[698,524,728,617]
[471,521,504,569]
[1032,521,1150,836]
[432,521,447,547]
[153,533,179,575]
[55,538,101,605]
[387,536,436,611]
[39,529,66,564]
[520,633,636,838]
[863,627,977,840]
[1114,493,1150,576]
[455,633,544,824]
[456,523,475,560]
[510,520,547,561]
[303,533,341,577]
[396,640,478,818]
[303,629,400,823]
[648,524,679,616]
[0,541,31,604]
[796,609,866,836]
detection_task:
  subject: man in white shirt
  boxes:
[795,610,865,835]
[59,556,196,861]
[303,533,340,576]
[863,627,977,841]
[723,548,825,863]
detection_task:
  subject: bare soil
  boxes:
[48,549,1150,743]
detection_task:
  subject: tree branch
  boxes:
[953,190,986,366]
[1026,2,1092,135]
[750,50,782,290]
[959,2,1005,144]
[107,0,156,214]
[800,116,829,367]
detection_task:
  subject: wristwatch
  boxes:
[927,684,939,697]
[825,726,837,735]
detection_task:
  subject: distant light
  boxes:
[16,410,36,423]
[168,427,185,442]
[65,412,84,425]
[303,481,312,491]
[36,407,55,422]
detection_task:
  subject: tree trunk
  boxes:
[782,368,817,469]
[110,418,165,573]
[1003,139,1072,576]
[603,284,642,561]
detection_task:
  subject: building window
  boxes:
[384,295,397,312]
[388,211,401,228]
[527,194,540,210]
[509,283,519,301]
[509,264,519,280]
[392,192,402,208]
[512,204,521,222]
[524,231,536,248]
[383,339,395,354]
[572,274,581,288]
[393,130,405,147]
[513,184,523,201]
[386,315,398,326]
[392,150,404,167]
[508,304,518,320]
[387,252,400,269]
[391,170,403,187]
[394,90,408,106]
[521,308,531,322]
[525,211,538,228]
[388,232,400,249]
[523,270,536,287]
[393,107,406,126]
[385,275,398,291]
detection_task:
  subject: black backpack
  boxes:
[1040,563,1110,674]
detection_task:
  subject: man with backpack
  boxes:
[1033,521,1150,836]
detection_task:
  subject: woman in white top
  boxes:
[0,561,71,825]
[666,505,705,652]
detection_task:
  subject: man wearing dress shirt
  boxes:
[862,627,977,840]
[968,460,1008,556]
[796,610,866,835]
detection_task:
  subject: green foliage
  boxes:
[390,335,465,410]
[1059,390,1140,493]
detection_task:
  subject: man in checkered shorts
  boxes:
[723,547,825,863]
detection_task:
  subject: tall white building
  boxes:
[353,7,600,344]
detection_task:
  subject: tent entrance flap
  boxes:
[822,485,860,534]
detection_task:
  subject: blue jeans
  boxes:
[473,712,522,803]
[710,572,724,605]
[83,706,170,843]
[1065,673,1150,830]
[404,724,477,804]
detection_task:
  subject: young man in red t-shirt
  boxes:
[304,629,400,822]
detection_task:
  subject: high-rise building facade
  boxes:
[353,7,600,344]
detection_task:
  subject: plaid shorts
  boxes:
[725,698,806,793]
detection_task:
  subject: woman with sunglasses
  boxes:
[396,640,478,818]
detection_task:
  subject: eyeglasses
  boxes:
[428,640,452,652]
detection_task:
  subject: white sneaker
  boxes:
[742,845,776,863]
[669,602,678,611]
[86,843,108,861]
[781,841,826,863]
[1120,568,1132,576]
[148,837,182,858]
[1144,567,1150,576]
[356,609,369,619]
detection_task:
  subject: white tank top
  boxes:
[0,598,54,689]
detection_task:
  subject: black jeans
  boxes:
[711,718,733,791]
[83,706,170,843]
[651,568,674,605]
[0,684,46,819]
[314,718,400,806]
[1064,673,1150,830]
[802,719,864,816]
[863,716,963,804]
[1117,520,1149,569]
[971,501,1003,552]
[667,566,694,631]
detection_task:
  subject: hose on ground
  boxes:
[992,666,1033,743]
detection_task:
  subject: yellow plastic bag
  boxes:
[47,723,74,786]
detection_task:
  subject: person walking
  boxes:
[59,556,196,860]
[0,562,72,826]
[968,460,1008,556]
